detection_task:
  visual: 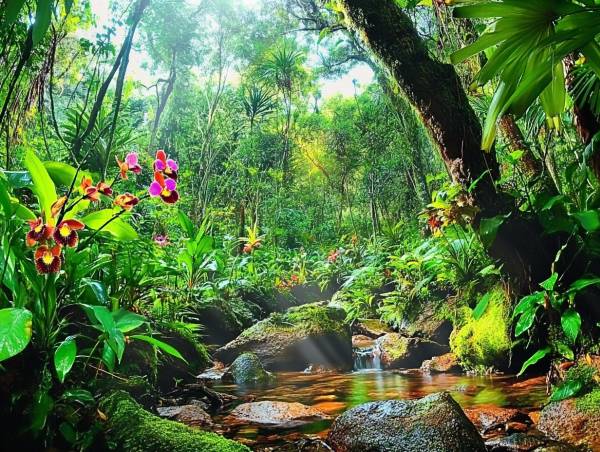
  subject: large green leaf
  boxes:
[44,162,92,188]
[569,277,600,293]
[24,151,57,222]
[561,308,581,344]
[515,307,538,337]
[81,209,137,241]
[540,273,559,291]
[479,215,505,248]
[518,346,551,376]
[473,291,492,320]
[113,310,146,333]
[550,379,583,402]
[572,210,600,232]
[2,0,26,26]
[0,308,33,362]
[131,334,187,363]
[32,0,52,46]
[54,337,77,383]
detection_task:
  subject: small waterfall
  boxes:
[353,344,382,371]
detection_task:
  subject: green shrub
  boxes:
[450,286,511,370]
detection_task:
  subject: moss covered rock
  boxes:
[376,333,449,369]
[538,388,600,450]
[100,391,250,452]
[214,303,352,371]
[449,286,511,370]
[327,392,486,452]
[224,352,275,385]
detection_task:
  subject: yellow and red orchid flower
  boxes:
[116,152,142,180]
[114,193,139,211]
[81,176,100,201]
[149,171,179,204]
[51,196,67,218]
[26,217,54,247]
[34,244,62,274]
[153,150,178,180]
[97,181,113,196]
[81,177,113,201]
[53,219,85,248]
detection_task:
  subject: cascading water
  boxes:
[353,343,382,371]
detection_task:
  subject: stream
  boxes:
[210,369,548,448]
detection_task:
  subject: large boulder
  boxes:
[401,302,453,345]
[464,405,532,434]
[420,352,461,374]
[223,352,275,385]
[214,303,352,371]
[327,392,486,452]
[376,333,448,369]
[537,388,600,450]
[353,319,394,338]
[156,404,214,429]
[227,401,329,428]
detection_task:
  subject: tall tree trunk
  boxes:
[71,0,149,161]
[339,0,559,288]
[149,49,177,151]
[105,0,150,175]
[498,114,544,177]
[338,0,499,214]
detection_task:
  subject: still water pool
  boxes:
[210,370,548,447]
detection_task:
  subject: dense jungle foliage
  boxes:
[1,0,600,450]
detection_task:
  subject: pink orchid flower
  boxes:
[154,150,178,180]
[149,171,179,204]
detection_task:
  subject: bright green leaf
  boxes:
[24,151,57,222]
[82,209,137,241]
[473,291,492,320]
[54,337,77,383]
[0,308,33,362]
[561,308,581,344]
[131,334,187,363]
[518,347,551,376]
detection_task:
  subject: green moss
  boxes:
[100,391,250,452]
[575,388,600,413]
[238,303,348,341]
[450,286,511,370]
[379,334,409,361]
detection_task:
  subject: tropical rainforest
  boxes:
[1,0,600,450]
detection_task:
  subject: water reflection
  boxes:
[211,370,547,447]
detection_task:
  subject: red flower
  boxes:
[26,218,54,247]
[427,216,443,231]
[81,177,112,201]
[154,150,178,180]
[34,244,62,274]
[53,219,85,248]
[97,181,113,197]
[114,193,139,211]
[327,249,340,263]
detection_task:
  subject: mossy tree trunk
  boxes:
[338,0,499,215]
[338,0,563,288]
